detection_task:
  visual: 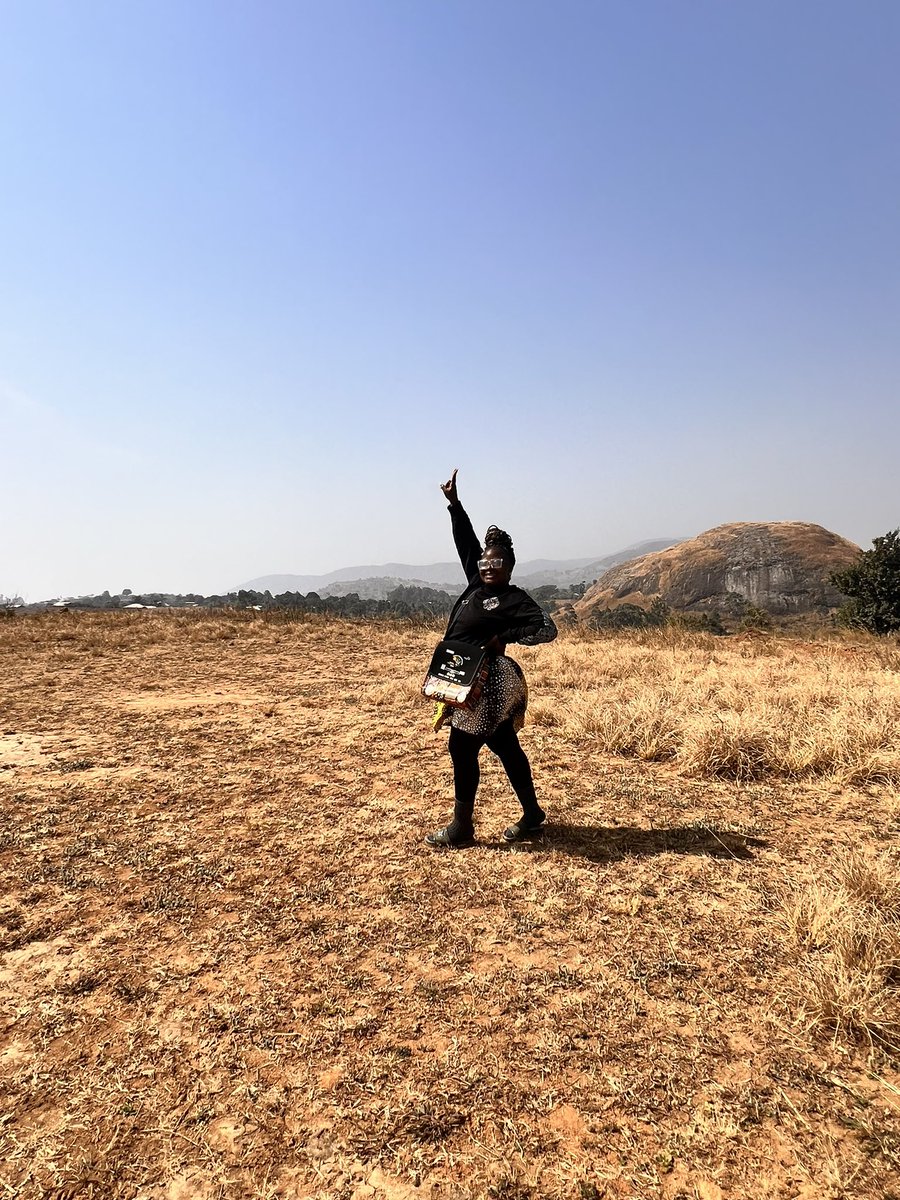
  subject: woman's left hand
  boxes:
[440,468,459,504]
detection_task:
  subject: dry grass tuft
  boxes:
[526,629,900,783]
[779,850,900,1052]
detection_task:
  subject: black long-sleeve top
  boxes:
[443,502,558,650]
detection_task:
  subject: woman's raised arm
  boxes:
[440,468,481,582]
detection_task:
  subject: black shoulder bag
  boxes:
[422,639,489,708]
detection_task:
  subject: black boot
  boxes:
[426,800,475,848]
[425,824,475,848]
[502,806,546,843]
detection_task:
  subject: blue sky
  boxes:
[2,0,898,599]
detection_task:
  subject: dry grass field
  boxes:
[1,612,899,1200]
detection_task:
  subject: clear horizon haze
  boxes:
[2,1,898,601]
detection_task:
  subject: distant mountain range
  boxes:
[236,539,683,600]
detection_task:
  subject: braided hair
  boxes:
[484,525,516,568]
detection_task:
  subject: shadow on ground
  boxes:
[494,823,768,862]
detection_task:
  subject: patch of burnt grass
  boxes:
[0,920,56,953]
[20,862,102,890]
[110,973,150,1002]
[351,1094,470,1155]
[137,884,194,913]
[56,970,107,997]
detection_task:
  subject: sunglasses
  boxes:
[477,557,506,570]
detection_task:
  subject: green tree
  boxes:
[387,585,454,615]
[530,584,559,613]
[738,605,773,632]
[831,529,900,635]
[647,596,671,626]
[590,604,652,630]
[672,609,727,635]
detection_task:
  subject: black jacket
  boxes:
[443,503,558,650]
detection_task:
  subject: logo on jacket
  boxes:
[482,596,499,611]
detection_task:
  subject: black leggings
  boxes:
[448,719,541,828]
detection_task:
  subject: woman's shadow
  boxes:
[494,822,767,861]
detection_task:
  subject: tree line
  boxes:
[37,584,459,619]
[8,529,899,634]
[28,582,579,618]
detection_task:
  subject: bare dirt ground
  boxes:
[1,612,899,1199]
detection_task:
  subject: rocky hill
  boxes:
[573,522,861,621]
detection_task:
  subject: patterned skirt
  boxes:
[449,655,528,738]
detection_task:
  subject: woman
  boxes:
[427,469,558,848]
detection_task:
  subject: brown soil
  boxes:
[1,613,898,1199]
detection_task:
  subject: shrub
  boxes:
[589,603,653,630]
[671,609,727,635]
[647,596,671,626]
[779,850,900,1051]
[831,529,900,636]
[738,605,773,632]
